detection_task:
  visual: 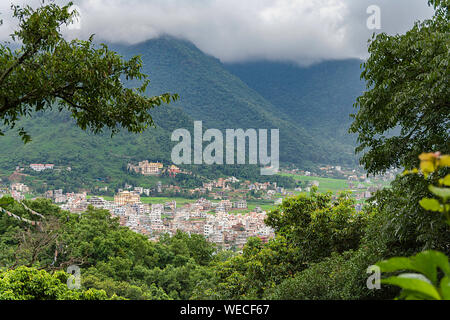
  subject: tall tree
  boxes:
[350,0,449,174]
[0,1,178,143]
[350,0,450,251]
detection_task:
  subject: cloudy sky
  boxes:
[0,0,435,65]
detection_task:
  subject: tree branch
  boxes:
[0,44,39,86]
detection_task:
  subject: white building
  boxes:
[134,187,144,195]
[150,204,164,221]
[204,224,214,237]
[30,164,54,172]
[234,200,247,209]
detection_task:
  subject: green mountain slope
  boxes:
[0,106,194,188]
[0,38,364,189]
[225,60,365,147]
[111,38,358,166]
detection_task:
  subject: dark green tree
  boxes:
[350,0,449,174]
[349,0,450,251]
[0,1,178,142]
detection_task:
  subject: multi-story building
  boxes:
[150,204,164,221]
[164,201,177,211]
[54,195,67,203]
[128,161,164,176]
[233,200,247,209]
[204,224,214,237]
[140,161,163,175]
[134,187,144,194]
[54,189,63,197]
[88,196,106,208]
[11,183,29,193]
[219,200,232,211]
[114,191,141,206]
[131,203,150,215]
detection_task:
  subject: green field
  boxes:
[230,200,277,214]
[89,195,198,206]
[140,197,197,206]
[248,200,277,211]
[280,173,350,193]
[88,194,279,214]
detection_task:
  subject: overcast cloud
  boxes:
[0,0,435,65]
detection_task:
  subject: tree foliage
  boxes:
[266,189,369,267]
[197,190,371,299]
[0,199,217,300]
[350,0,449,174]
[0,1,178,142]
[0,266,110,300]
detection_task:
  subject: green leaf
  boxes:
[382,274,441,300]
[429,185,450,201]
[412,251,450,284]
[440,277,450,300]
[419,198,443,212]
[439,155,450,167]
[376,257,414,273]
[440,175,450,187]
[377,251,450,286]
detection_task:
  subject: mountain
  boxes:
[0,37,364,188]
[111,37,361,166]
[224,59,365,149]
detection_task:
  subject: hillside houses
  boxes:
[59,192,88,213]
[11,190,24,201]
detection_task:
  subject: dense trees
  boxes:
[349,0,450,254]
[194,190,372,299]
[0,199,218,300]
[0,0,448,301]
[0,267,110,300]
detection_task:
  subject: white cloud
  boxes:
[0,0,435,65]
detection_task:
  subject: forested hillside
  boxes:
[0,37,364,186]
[225,59,364,147]
[112,38,360,167]
[0,106,193,187]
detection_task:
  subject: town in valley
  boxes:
[1,160,396,250]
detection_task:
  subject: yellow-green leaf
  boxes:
[440,175,450,187]
[429,185,450,201]
[420,198,442,212]
[439,155,450,167]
